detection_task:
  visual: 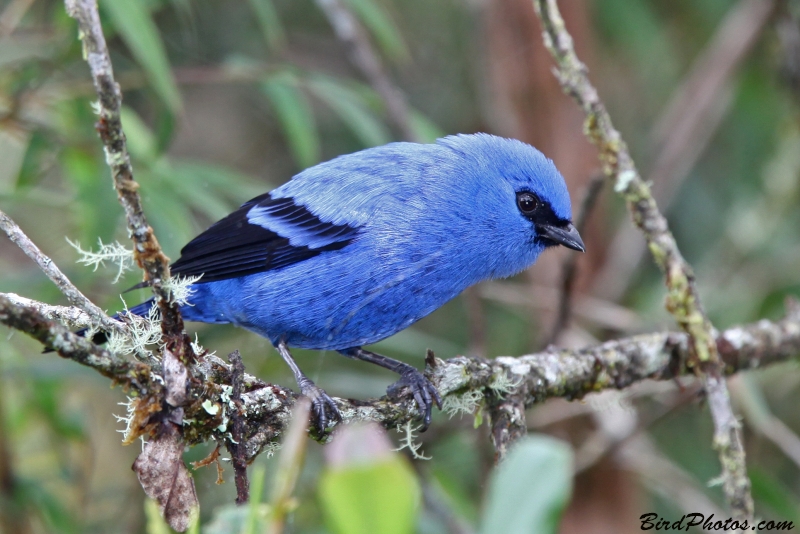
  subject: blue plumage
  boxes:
[129,133,585,430]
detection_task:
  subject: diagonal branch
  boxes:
[63,0,193,363]
[61,4,198,525]
[0,210,121,333]
[532,0,754,521]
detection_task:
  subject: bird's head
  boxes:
[439,134,585,254]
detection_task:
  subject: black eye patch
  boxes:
[516,190,560,223]
[516,190,570,245]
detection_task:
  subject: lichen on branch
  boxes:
[64,0,193,364]
[3,293,798,467]
[531,0,754,521]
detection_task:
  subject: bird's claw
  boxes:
[299,381,341,434]
[387,369,442,431]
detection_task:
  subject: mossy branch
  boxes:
[532,0,754,520]
[2,293,798,466]
[64,0,193,364]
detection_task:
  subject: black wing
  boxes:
[169,192,359,283]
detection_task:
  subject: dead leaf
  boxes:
[164,347,188,407]
[133,423,199,532]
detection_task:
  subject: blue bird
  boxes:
[120,133,584,430]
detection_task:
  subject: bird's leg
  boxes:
[339,347,442,430]
[276,340,341,432]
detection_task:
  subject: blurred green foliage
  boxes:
[479,436,572,534]
[0,0,799,532]
[319,454,420,534]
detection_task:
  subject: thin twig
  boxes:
[532,0,753,521]
[0,210,122,333]
[226,350,250,505]
[546,175,604,346]
[315,0,419,142]
[63,0,193,364]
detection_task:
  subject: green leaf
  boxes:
[247,0,286,51]
[430,467,479,524]
[244,466,267,534]
[201,472,269,534]
[144,499,172,534]
[479,436,573,534]
[100,0,182,114]
[320,459,420,534]
[342,0,408,61]
[749,467,800,524]
[261,73,320,168]
[307,75,391,147]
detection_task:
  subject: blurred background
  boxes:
[1,0,799,532]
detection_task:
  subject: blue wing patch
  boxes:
[247,196,358,249]
[170,193,359,283]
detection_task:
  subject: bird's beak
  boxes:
[539,222,585,252]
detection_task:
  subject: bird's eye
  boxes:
[516,192,540,214]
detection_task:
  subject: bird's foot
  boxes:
[297,378,342,434]
[387,369,442,431]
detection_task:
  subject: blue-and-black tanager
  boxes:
[113,133,584,430]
